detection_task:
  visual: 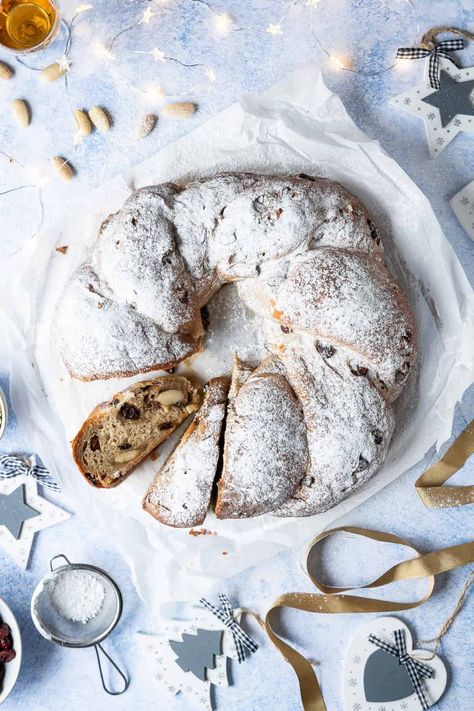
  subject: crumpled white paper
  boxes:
[2,65,474,617]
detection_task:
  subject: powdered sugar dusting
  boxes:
[143,377,229,527]
[55,172,416,519]
[216,357,309,518]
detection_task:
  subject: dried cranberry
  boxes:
[120,403,140,420]
[176,286,189,305]
[316,340,336,358]
[0,649,16,663]
[350,365,368,377]
[395,362,410,383]
[0,637,11,651]
[280,325,290,334]
[90,435,100,452]
[354,455,369,473]
[0,625,10,640]
[200,306,210,330]
[367,219,380,245]
[372,429,383,445]
[159,422,173,431]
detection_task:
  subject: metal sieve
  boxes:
[30,554,129,695]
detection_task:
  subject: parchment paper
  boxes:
[2,65,474,616]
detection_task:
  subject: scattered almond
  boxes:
[137,113,157,138]
[185,403,198,414]
[40,62,67,83]
[56,245,68,254]
[74,109,92,137]
[11,99,30,127]
[161,102,196,119]
[114,448,141,464]
[0,62,13,80]
[51,156,74,181]
[88,106,110,132]
[156,389,186,406]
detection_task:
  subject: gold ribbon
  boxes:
[415,421,474,509]
[265,527,474,711]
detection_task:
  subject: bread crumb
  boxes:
[56,245,68,254]
[189,528,217,537]
[222,551,228,555]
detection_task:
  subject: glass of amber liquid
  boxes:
[0,0,60,53]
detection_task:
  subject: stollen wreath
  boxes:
[263,420,474,711]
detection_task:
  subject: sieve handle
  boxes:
[94,643,129,695]
[49,554,72,571]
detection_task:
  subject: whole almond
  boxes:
[0,62,13,80]
[88,106,110,132]
[51,156,74,181]
[74,109,92,137]
[137,113,157,138]
[114,448,141,464]
[156,389,186,406]
[161,102,196,119]
[40,62,67,83]
[11,99,30,127]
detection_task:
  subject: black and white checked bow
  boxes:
[369,629,434,710]
[0,454,60,491]
[199,593,258,663]
[396,39,464,89]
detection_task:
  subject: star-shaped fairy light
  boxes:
[140,7,155,24]
[391,57,474,158]
[150,47,166,62]
[266,23,283,35]
[0,475,70,568]
[55,55,72,72]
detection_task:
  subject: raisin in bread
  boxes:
[72,375,200,487]
[142,377,230,528]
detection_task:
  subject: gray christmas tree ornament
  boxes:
[169,628,223,681]
[0,483,40,539]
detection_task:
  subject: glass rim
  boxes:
[0,0,62,55]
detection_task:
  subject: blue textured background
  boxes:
[0,1,473,709]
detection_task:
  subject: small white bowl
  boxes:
[0,598,22,705]
[0,387,7,441]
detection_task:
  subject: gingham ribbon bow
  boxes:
[396,39,464,89]
[0,454,60,491]
[199,593,258,663]
[369,629,434,710]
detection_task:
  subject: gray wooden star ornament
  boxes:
[422,70,474,127]
[391,57,474,157]
[0,483,39,539]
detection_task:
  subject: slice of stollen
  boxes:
[142,377,230,528]
[72,375,201,488]
[215,355,308,519]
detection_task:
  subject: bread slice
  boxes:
[142,377,230,528]
[215,355,308,519]
[72,375,201,488]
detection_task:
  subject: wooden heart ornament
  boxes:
[344,617,447,710]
